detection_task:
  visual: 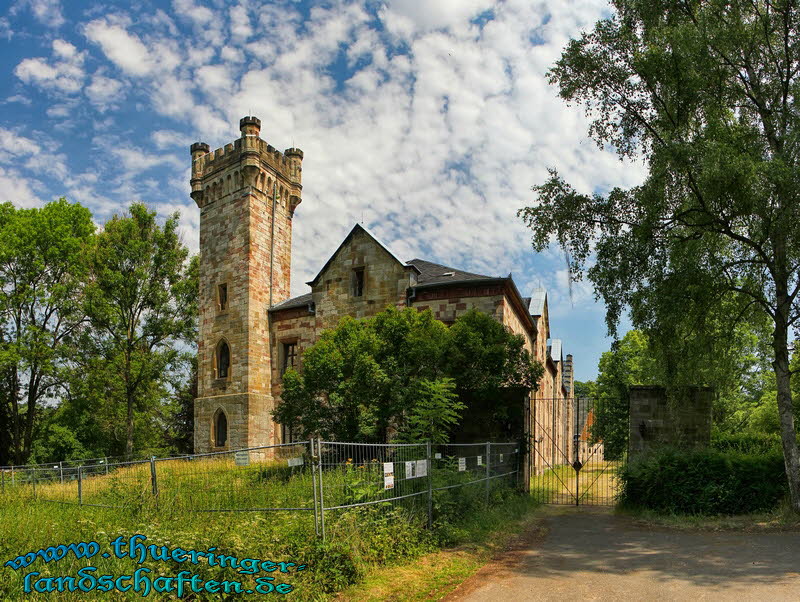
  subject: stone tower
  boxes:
[190,116,303,453]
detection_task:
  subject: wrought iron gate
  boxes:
[530,397,627,506]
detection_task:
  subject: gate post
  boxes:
[310,439,319,537]
[32,467,36,499]
[150,456,159,508]
[59,461,64,484]
[485,442,491,505]
[317,438,325,542]
[78,465,82,506]
[426,440,433,529]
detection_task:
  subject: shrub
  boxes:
[618,446,787,515]
[711,432,782,455]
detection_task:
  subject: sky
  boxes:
[0,0,643,382]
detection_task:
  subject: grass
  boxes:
[0,451,538,601]
[530,460,623,505]
[618,502,800,533]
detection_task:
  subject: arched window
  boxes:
[213,408,228,447]
[216,340,231,379]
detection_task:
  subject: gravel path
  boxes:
[446,506,800,601]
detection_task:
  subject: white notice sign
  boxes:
[234,451,250,466]
[383,462,394,490]
[477,455,483,466]
[434,453,442,459]
[405,460,416,478]
[287,457,304,467]
[458,457,466,472]
[415,459,427,478]
[500,453,504,462]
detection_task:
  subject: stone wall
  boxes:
[629,386,714,455]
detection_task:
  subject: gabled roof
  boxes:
[406,258,495,286]
[306,223,418,287]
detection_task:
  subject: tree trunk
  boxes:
[772,299,800,513]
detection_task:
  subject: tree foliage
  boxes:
[0,199,94,464]
[274,307,542,442]
[520,0,800,511]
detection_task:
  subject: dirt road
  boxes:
[446,506,800,601]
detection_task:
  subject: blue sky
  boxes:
[0,0,642,381]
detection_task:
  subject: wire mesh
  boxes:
[155,442,314,513]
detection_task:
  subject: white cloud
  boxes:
[0,166,43,207]
[13,0,66,29]
[86,75,125,110]
[14,40,86,94]
[84,19,154,76]
[151,129,185,150]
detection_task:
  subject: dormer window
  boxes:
[352,267,365,297]
[217,283,228,311]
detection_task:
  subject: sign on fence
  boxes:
[458,457,466,472]
[435,453,442,459]
[415,459,427,478]
[405,461,416,478]
[234,451,250,466]
[477,455,483,466]
[383,462,394,490]
[287,457,304,467]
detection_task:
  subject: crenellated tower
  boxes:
[191,116,303,453]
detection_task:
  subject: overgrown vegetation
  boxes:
[618,447,788,515]
[0,459,535,601]
[276,306,542,443]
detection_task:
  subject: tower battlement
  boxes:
[190,116,303,213]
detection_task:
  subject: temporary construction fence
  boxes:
[0,440,521,540]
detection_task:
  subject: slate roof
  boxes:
[549,339,563,363]
[406,258,496,286]
[270,292,312,311]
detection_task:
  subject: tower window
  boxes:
[214,409,228,448]
[282,342,297,376]
[217,283,228,311]
[216,340,231,379]
[352,267,365,297]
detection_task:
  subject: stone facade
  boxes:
[629,386,713,455]
[191,116,303,453]
[191,118,576,476]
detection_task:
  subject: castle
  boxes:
[190,116,576,477]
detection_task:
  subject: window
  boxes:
[217,283,228,311]
[214,409,228,447]
[216,340,230,379]
[352,267,365,297]
[281,422,296,444]
[282,342,297,376]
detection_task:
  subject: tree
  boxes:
[84,203,197,459]
[0,199,94,463]
[519,0,800,510]
[593,330,657,459]
[275,306,542,442]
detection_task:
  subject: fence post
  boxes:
[310,439,319,537]
[32,467,36,499]
[485,442,491,505]
[11,465,14,487]
[317,438,325,542]
[1,469,4,493]
[426,440,433,529]
[150,457,159,506]
[78,465,82,506]
[104,457,108,475]
[59,461,64,484]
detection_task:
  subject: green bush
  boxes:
[618,447,787,515]
[711,432,782,455]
